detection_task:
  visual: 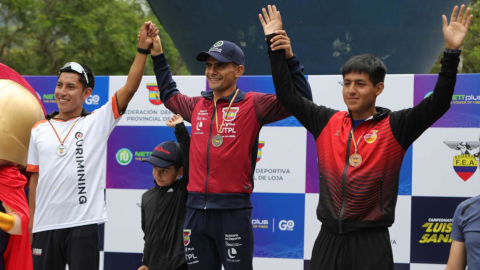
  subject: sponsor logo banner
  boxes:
[410,196,469,264]
[107,126,180,189]
[104,189,146,253]
[412,129,480,197]
[254,127,306,194]
[388,196,412,263]
[414,74,480,127]
[251,193,305,259]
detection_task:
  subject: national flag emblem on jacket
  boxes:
[257,141,265,162]
[147,83,162,105]
[183,229,191,246]
[223,107,239,121]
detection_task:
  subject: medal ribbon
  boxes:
[48,117,81,146]
[215,88,240,135]
[350,120,376,154]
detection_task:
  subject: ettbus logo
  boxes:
[116,148,133,166]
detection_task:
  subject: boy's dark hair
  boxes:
[172,163,183,171]
[342,54,387,86]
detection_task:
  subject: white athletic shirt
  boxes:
[27,95,122,233]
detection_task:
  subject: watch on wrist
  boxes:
[444,48,461,54]
[137,47,150,55]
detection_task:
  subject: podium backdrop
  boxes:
[25,72,480,270]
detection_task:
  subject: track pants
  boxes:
[310,225,393,270]
[32,224,100,270]
[183,208,254,270]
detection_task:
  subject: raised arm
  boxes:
[150,35,200,122]
[390,5,473,149]
[259,5,336,136]
[167,114,190,187]
[116,22,158,112]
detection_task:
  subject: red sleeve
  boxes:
[165,94,203,123]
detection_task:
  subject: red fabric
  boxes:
[0,63,46,116]
[0,166,32,270]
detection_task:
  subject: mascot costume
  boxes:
[0,63,45,270]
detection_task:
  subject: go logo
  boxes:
[279,220,295,231]
[85,95,100,105]
[116,148,133,166]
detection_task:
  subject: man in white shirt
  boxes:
[27,21,159,270]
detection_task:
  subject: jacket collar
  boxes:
[46,108,91,121]
[201,88,245,103]
[347,106,391,122]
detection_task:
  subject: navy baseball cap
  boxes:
[196,40,245,66]
[143,141,182,168]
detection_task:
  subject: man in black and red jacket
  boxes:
[260,4,473,270]
[149,32,312,269]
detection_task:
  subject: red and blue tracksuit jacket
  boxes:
[152,53,312,210]
[267,34,460,234]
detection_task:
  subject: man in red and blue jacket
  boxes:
[150,33,311,269]
[261,4,473,270]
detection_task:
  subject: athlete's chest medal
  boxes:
[49,117,82,157]
[349,121,376,167]
[56,145,67,157]
[212,134,224,147]
[349,153,362,167]
[212,89,239,147]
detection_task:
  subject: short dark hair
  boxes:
[59,63,95,90]
[342,54,387,86]
[172,163,183,171]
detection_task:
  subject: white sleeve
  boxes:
[26,129,39,172]
[90,93,123,136]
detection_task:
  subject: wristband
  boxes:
[444,48,461,54]
[137,47,150,55]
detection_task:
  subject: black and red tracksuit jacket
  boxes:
[267,34,460,234]
[152,53,312,210]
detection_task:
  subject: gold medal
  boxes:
[349,120,376,167]
[48,117,81,158]
[349,153,362,167]
[212,89,239,147]
[212,134,224,147]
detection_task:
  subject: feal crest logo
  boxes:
[116,148,133,166]
[444,141,480,181]
[147,83,162,105]
[257,141,265,162]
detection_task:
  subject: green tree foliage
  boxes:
[431,1,478,73]
[0,0,189,75]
